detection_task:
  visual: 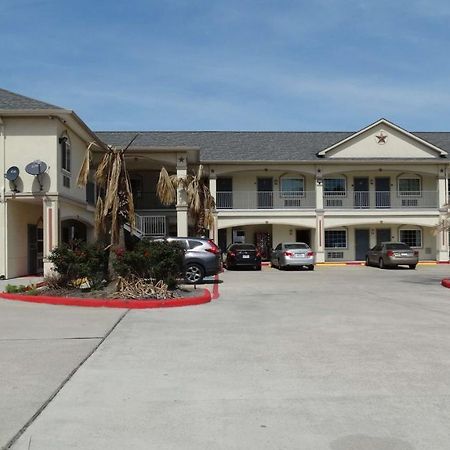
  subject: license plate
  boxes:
[242,255,250,259]
[400,253,409,256]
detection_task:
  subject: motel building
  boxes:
[1,87,450,279]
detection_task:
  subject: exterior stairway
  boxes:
[124,213,167,239]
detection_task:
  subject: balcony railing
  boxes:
[135,214,167,237]
[216,191,316,209]
[323,191,438,209]
[216,190,439,210]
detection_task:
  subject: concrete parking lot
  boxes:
[3,265,450,449]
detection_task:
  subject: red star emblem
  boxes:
[376,132,387,144]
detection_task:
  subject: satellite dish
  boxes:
[4,166,20,192]
[25,160,47,176]
[5,166,19,182]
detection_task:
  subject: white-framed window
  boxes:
[325,229,347,249]
[279,176,304,197]
[60,135,71,188]
[399,229,422,248]
[324,177,346,196]
[398,175,421,196]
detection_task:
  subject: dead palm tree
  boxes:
[157,164,215,236]
[77,136,138,277]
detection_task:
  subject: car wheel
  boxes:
[379,258,385,269]
[278,259,284,270]
[308,265,314,271]
[184,263,204,284]
[365,256,370,266]
[409,264,417,270]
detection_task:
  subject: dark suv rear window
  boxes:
[230,244,255,250]
[188,240,204,249]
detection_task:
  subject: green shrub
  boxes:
[48,240,108,284]
[5,284,27,293]
[113,240,184,288]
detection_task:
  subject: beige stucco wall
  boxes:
[6,200,42,278]
[3,117,58,193]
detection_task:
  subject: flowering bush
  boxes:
[48,240,108,284]
[113,240,184,288]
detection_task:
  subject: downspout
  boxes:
[0,117,6,278]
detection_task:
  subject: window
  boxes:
[399,229,422,248]
[86,181,96,205]
[280,177,304,197]
[324,178,346,196]
[398,176,421,196]
[60,136,71,173]
[325,230,347,249]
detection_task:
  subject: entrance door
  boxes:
[354,177,369,208]
[375,177,391,208]
[296,229,311,246]
[355,229,370,260]
[218,228,227,253]
[217,177,233,209]
[376,228,391,245]
[257,177,273,208]
[28,225,43,275]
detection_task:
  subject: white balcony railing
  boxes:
[216,190,438,210]
[323,191,438,209]
[216,191,316,209]
[134,213,167,237]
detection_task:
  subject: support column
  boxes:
[43,197,59,275]
[0,200,7,278]
[438,170,447,209]
[437,212,449,262]
[315,212,325,263]
[315,170,325,262]
[209,173,217,241]
[176,153,188,237]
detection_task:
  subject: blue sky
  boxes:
[2,0,450,131]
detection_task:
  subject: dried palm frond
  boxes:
[157,167,177,205]
[95,196,105,237]
[77,141,99,187]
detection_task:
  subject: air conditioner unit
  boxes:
[327,251,344,259]
[284,199,301,207]
[326,198,343,207]
[402,199,418,207]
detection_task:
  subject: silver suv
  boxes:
[165,237,222,283]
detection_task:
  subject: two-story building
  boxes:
[98,120,450,264]
[1,87,450,279]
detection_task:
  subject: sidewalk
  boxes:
[0,276,44,291]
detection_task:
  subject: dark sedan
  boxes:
[224,243,262,270]
[366,242,418,269]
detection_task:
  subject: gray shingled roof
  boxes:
[0,88,63,110]
[96,130,450,161]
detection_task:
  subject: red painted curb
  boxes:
[441,279,450,289]
[0,289,211,309]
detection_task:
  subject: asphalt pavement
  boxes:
[3,265,450,449]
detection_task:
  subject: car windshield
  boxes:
[386,243,410,250]
[231,245,255,250]
[285,244,308,250]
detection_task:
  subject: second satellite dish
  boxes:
[25,160,47,176]
[4,166,20,192]
[25,160,47,191]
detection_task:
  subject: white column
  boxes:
[0,200,7,278]
[438,173,447,209]
[315,176,324,210]
[437,212,449,262]
[43,197,59,275]
[209,173,217,240]
[176,153,188,237]
[315,213,325,263]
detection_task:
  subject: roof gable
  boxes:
[317,119,447,159]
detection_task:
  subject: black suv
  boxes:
[165,237,222,283]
